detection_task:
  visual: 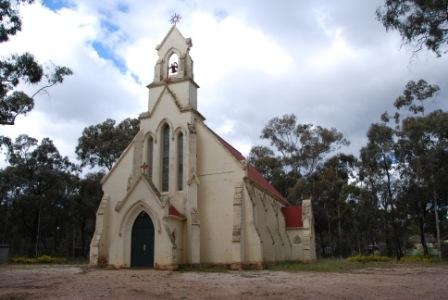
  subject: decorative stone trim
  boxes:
[115,175,162,213]
[89,194,110,265]
[187,122,196,134]
[187,172,200,186]
[190,208,200,225]
[160,194,170,208]
[266,226,275,245]
[232,183,243,243]
[165,86,182,110]
[244,182,263,242]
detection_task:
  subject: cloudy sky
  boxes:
[1,0,447,165]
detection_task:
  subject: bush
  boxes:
[10,255,67,264]
[399,255,435,263]
[347,255,392,263]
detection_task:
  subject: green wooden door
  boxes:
[131,212,154,267]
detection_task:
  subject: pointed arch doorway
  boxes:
[131,211,155,267]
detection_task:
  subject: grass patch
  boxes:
[268,256,447,273]
[399,255,441,264]
[10,255,68,264]
[267,258,394,272]
[347,255,392,263]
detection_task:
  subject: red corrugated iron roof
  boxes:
[247,165,285,201]
[281,206,303,228]
[206,125,287,204]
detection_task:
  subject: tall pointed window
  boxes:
[161,124,170,192]
[177,132,184,190]
[146,136,153,179]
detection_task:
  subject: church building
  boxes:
[89,26,315,269]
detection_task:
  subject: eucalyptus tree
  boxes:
[0,135,76,256]
[359,122,405,258]
[377,0,448,56]
[298,154,358,257]
[76,118,139,171]
[249,114,349,200]
[391,80,445,259]
[0,0,72,125]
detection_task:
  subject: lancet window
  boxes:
[146,136,153,179]
[161,124,170,192]
[177,132,184,190]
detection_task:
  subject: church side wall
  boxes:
[99,143,135,264]
[196,124,245,264]
[245,183,292,263]
[102,143,135,210]
[242,187,263,265]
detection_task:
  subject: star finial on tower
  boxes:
[170,13,182,26]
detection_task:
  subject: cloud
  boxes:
[1,0,447,167]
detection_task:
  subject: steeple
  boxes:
[151,26,194,84]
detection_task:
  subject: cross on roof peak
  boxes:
[170,13,182,26]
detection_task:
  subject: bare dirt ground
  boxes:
[0,264,447,300]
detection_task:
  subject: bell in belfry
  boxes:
[169,62,178,74]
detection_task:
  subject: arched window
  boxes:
[161,124,170,192]
[146,136,153,179]
[168,53,179,76]
[177,132,184,190]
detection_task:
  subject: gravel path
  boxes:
[0,264,447,299]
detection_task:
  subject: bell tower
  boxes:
[139,24,201,265]
[147,26,199,111]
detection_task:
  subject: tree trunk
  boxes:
[34,208,41,257]
[418,213,429,256]
[326,209,333,256]
[432,188,442,261]
[382,154,402,259]
[337,204,342,258]
[391,218,403,259]
[383,210,392,256]
[80,217,86,257]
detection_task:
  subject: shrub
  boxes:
[10,255,67,264]
[347,255,392,263]
[399,255,435,263]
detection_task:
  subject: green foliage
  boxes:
[260,114,349,178]
[10,255,67,264]
[347,255,392,263]
[267,259,391,272]
[0,0,35,43]
[0,135,102,258]
[291,154,360,257]
[0,1,72,125]
[394,80,439,116]
[249,114,349,198]
[76,118,140,170]
[399,255,436,263]
[377,0,448,56]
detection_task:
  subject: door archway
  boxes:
[131,211,155,267]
